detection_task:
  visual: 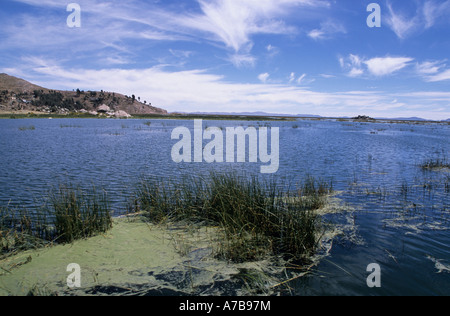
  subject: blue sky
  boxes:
[1,0,450,119]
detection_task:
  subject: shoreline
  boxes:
[0,111,448,124]
[0,194,350,297]
[0,215,329,296]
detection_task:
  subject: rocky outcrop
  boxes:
[113,110,131,118]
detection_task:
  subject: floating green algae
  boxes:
[0,194,354,296]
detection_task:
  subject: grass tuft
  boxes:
[132,172,332,263]
[420,158,450,170]
[47,186,113,243]
[1,186,113,257]
[420,153,450,170]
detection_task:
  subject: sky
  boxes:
[1,0,450,120]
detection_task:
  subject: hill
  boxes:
[0,73,167,116]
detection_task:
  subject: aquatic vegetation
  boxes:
[132,172,332,263]
[18,125,35,131]
[0,207,50,257]
[0,186,113,256]
[60,124,82,128]
[420,157,450,170]
[47,186,113,243]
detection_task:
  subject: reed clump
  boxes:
[47,186,113,243]
[420,155,450,170]
[0,186,113,257]
[0,207,50,257]
[132,172,332,263]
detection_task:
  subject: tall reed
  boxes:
[0,207,49,256]
[1,186,113,256]
[47,186,113,243]
[132,172,332,263]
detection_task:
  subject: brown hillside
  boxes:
[0,73,167,116]
[0,73,49,93]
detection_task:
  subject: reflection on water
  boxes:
[0,118,448,295]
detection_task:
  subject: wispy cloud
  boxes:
[4,58,448,120]
[308,20,346,40]
[340,54,364,77]
[340,54,414,77]
[364,57,414,76]
[416,60,446,75]
[258,72,270,83]
[6,0,330,68]
[426,69,450,82]
[423,0,450,28]
[385,3,420,39]
[385,0,450,39]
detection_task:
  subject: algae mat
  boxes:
[0,196,354,296]
[0,218,282,296]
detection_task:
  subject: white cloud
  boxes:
[289,72,296,83]
[348,68,364,78]
[308,20,346,40]
[229,53,257,68]
[416,60,445,75]
[340,54,364,77]
[423,0,450,28]
[4,59,449,120]
[258,73,270,83]
[426,69,450,82]
[364,57,414,76]
[266,44,280,58]
[178,0,329,55]
[340,55,414,77]
[385,3,420,39]
[297,73,307,84]
[385,1,450,39]
[6,0,330,69]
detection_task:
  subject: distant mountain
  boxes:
[186,111,323,118]
[375,116,428,121]
[0,73,167,116]
[186,111,293,117]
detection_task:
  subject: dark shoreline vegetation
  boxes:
[0,112,294,121]
[1,112,450,124]
[420,157,450,171]
[1,172,332,265]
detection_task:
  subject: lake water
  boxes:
[0,118,449,295]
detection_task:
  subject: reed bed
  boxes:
[0,186,112,257]
[420,152,450,170]
[0,207,49,256]
[420,158,450,170]
[132,172,332,263]
[48,186,113,243]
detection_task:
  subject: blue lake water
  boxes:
[0,118,449,295]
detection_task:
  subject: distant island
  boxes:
[0,73,167,118]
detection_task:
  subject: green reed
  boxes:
[47,186,113,243]
[1,186,113,256]
[132,172,332,263]
[420,153,450,170]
